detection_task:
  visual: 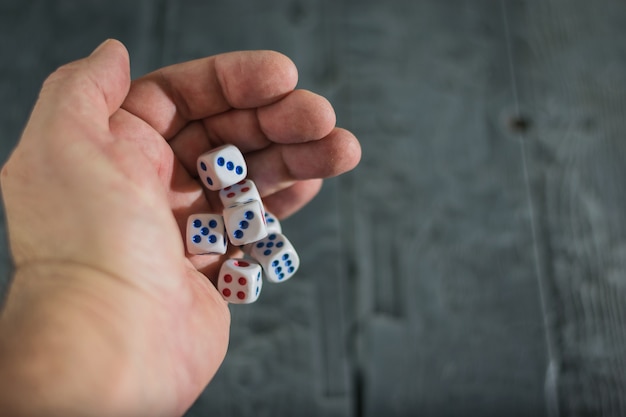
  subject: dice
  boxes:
[218,259,263,304]
[223,199,268,246]
[186,214,227,255]
[264,211,282,234]
[249,233,300,283]
[241,211,281,255]
[197,144,247,191]
[219,179,262,208]
[190,144,301,305]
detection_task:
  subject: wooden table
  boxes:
[1,1,625,415]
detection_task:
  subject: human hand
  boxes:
[0,39,360,416]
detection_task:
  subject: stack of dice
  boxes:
[186,144,300,304]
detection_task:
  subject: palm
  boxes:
[103,50,360,410]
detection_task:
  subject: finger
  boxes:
[257,89,336,144]
[122,50,298,140]
[169,115,269,177]
[262,179,323,219]
[31,39,130,131]
[246,127,362,196]
[169,89,338,175]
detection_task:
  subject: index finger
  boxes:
[121,51,298,140]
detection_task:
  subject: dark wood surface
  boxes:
[1,1,626,416]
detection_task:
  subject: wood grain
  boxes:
[515,0,626,415]
[2,0,626,416]
[340,1,549,415]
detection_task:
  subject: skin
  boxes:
[0,39,361,417]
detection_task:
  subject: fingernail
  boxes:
[91,39,112,56]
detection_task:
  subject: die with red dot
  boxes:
[217,259,263,304]
[219,179,262,208]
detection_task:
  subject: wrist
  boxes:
[0,262,145,416]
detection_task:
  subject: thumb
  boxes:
[33,39,131,129]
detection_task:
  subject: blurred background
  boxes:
[2,0,626,416]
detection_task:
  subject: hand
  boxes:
[0,39,360,416]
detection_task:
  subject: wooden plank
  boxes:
[514,0,626,414]
[6,1,626,416]
[162,1,354,416]
[337,1,551,415]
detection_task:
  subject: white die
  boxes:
[263,211,282,234]
[218,259,263,304]
[197,144,247,191]
[249,232,299,283]
[223,199,268,246]
[186,214,227,255]
[241,211,282,255]
[219,179,262,208]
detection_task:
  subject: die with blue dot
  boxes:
[197,144,247,191]
[264,211,282,234]
[219,179,262,208]
[218,259,263,304]
[249,232,300,283]
[241,210,281,255]
[223,199,268,246]
[186,214,227,255]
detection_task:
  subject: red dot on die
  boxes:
[223,186,232,191]
[223,288,231,297]
[237,291,246,300]
[239,277,247,285]
[227,192,236,198]
[224,274,233,283]
[233,260,249,267]
[238,180,246,185]
[241,187,250,192]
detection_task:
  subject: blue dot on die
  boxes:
[236,166,244,175]
[268,234,277,240]
[272,260,279,267]
[239,220,249,230]
[288,267,295,273]
[267,242,274,248]
[277,242,284,248]
[201,227,209,236]
[226,161,234,171]
[193,219,202,228]
[256,242,264,248]
[208,219,218,228]
[283,254,289,261]
[234,230,244,239]
[193,235,202,244]
[217,157,225,167]
[200,162,207,171]
[208,235,217,244]
[206,177,213,186]
[244,211,255,220]
[264,249,272,256]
